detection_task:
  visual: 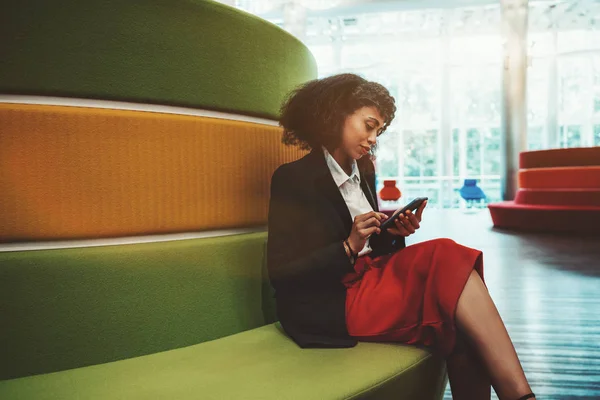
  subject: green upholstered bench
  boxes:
[0,232,448,399]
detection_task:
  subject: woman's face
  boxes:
[338,106,384,160]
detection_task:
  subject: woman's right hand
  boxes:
[347,211,389,254]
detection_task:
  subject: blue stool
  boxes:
[459,179,486,208]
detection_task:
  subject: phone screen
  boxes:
[380,197,428,231]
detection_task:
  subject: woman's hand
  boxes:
[347,211,389,254]
[387,200,427,237]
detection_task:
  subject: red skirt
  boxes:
[343,238,484,357]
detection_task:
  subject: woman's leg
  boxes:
[455,269,535,400]
[446,330,492,400]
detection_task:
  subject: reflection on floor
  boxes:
[403,209,600,400]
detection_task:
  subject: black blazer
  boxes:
[267,148,405,348]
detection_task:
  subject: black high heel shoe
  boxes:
[516,393,535,400]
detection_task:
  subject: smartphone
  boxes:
[379,197,428,231]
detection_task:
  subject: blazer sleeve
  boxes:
[266,165,354,291]
[369,224,406,257]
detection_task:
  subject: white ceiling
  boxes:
[256,0,512,19]
[251,0,598,33]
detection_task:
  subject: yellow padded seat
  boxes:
[0,103,306,241]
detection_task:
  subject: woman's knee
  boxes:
[430,238,457,248]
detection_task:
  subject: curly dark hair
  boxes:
[279,73,396,154]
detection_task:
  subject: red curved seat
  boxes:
[520,147,600,169]
[514,188,600,207]
[488,202,600,234]
[518,166,600,189]
[489,147,600,234]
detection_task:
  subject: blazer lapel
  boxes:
[309,150,353,236]
[315,174,353,236]
[356,154,380,212]
[308,150,382,236]
[359,169,379,212]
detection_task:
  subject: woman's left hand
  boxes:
[387,200,427,237]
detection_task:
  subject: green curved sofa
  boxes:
[0,233,448,399]
[0,0,316,119]
[1,0,448,397]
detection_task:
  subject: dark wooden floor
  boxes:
[401,209,600,400]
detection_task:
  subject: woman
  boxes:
[267,73,535,400]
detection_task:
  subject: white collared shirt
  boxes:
[322,147,373,257]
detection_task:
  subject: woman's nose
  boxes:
[367,133,377,145]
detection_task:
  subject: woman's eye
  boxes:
[366,124,374,130]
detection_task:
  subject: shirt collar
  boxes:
[322,146,360,188]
